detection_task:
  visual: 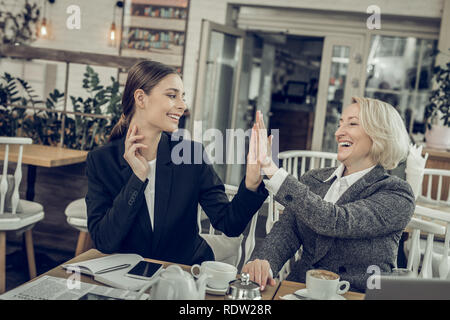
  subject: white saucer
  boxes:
[206,285,227,296]
[295,289,346,300]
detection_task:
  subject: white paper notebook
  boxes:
[62,254,151,291]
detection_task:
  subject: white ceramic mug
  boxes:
[306,269,350,300]
[191,261,237,289]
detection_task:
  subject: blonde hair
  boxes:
[352,97,409,170]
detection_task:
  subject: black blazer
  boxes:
[85,132,268,265]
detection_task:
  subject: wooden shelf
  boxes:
[121,48,182,66]
[0,44,146,70]
[120,0,189,69]
[129,16,186,32]
[123,41,184,55]
[130,0,188,7]
[125,28,185,47]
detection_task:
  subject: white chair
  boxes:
[64,198,92,257]
[267,150,338,280]
[403,208,447,279]
[278,150,338,179]
[0,137,45,293]
[198,184,260,269]
[418,168,450,207]
[413,168,450,278]
[403,205,450,279]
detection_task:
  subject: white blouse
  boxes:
[144,158,157,230]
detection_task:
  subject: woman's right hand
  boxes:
[242,259,276,291]
[123,125,149,182]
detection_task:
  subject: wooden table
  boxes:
[24,249,367,300]
[274,280,365,300]
[0,144,88,200]
[30,249,280,300]
[423,147,450,171]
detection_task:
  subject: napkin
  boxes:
[405,144,429,200]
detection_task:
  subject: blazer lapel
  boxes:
[117,136,154,243]
[151,133,173,254]
[309,169,335,199]
[117,136,133,184]
[310,165,386,265]
[308,169,336,265]
[335,165,386,206]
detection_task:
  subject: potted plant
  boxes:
[424,59,450,150]
[1,66,122,150]
[67,66,122,150]
[0,0,40,45]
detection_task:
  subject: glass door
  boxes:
[192,20,246,182]
[311,35,364,153]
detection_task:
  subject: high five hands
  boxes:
[245,110,278,191]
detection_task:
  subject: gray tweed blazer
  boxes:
[251,165,415,292]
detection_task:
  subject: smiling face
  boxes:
[134,73,186,133]
[335,103,375,175]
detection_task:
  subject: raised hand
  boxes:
[255,111,272,167]
[255,111,278,178]
[245,123,262,191]
[123,125,149,182]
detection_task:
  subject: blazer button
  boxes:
[284,194,293,202]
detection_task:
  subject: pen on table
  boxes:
[95,264,131,274]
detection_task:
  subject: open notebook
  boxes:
[62,254,151,291]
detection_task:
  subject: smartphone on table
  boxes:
[125,261,164,281]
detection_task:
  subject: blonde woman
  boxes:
[243,97,415,293]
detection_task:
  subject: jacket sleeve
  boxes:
[274,174,415,239]
[249,172,312,277]
[85,151,148,253]
[250,205,303,278]
[197,158,268,237]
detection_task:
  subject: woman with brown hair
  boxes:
[85,60,268,265]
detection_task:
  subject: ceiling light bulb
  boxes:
[108,22,116,45]
[40,18,48,37]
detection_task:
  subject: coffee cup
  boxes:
[191,261,237,289]
[305,269,350,300]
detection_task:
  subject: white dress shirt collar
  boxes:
[324,163,376,185]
